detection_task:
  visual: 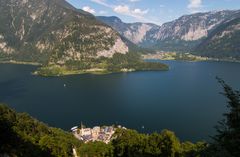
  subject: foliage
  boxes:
[111,129,206,157]
[0,104,81,157]
[35,52,168,76]
[180,141,207,157]
[106,52,168,72]
[153,39,201,53]
[77,142,114,157]
[205,78,240,157]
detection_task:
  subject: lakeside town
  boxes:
[71,125,126,144]
[143,52,209,61]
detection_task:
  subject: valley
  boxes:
[0,0,239,76]
[0,0,240,156]
[98,10,240,60]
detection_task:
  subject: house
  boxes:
[92,126,100,137]
[80,128,91,136]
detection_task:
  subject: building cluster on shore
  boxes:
[143,52,209,61]
[71,125,126,144]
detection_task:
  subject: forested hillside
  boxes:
[194,17,240,59]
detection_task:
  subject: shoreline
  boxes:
[32,68,112,77]
[33,67,169,77]
[145,58,240,63]
[0,60,42,66]
[4,57,240,77]
[142,53,240,63]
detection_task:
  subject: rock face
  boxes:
[0,0,128,64]
[97,16,160,46]
[98,10,240,53]
[151,10,240,51]
[153,10,238,41]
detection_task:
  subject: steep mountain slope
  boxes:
[0,0,168,76]
[152,10,240,51]
[194,17,240,59]
[97,16,160,46]
[98,10,240,53]
[0,0,128,64]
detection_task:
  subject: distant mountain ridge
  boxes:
[97,16,160,46]
[97,16,159,45]
[98,10,240,59]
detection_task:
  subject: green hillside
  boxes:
[194,17,240,60]
[0,104,81,157]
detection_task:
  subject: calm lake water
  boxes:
[0,60,240,142]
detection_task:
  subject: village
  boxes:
[71,125,126,144]
[143,52,209,61]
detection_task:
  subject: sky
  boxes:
[66,0,240,25]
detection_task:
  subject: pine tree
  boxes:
[213,77,240,157]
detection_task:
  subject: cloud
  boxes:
[114,5,148,19]
[91,0,148,19]
[82,6,96,14]
[114,5,130,14]
[91,0,111,7]
[187,0,203,13]
[132,8,149,16]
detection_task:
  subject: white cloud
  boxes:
[91,0,149,20]
[82,6,96,14]
[132,8,148,16]
[91,0,111,7]
[114,5,148,19]
[114,5,130,14]
[188,0,203,13]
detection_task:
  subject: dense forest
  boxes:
[0,79,239,157]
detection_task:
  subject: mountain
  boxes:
[97,16,160,47]
[0,0,168,76]
[0,0,128,64]
[194,16,240,59]
[98,10,240,54]
[151,10,240,51]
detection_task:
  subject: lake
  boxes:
[0,60,240,142]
